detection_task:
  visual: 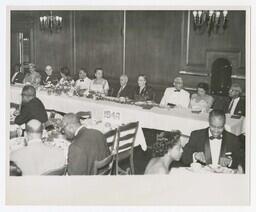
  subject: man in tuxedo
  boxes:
[62,113,110,175]
[10,119,66,175]
[181,109,242,170]
[160,77,190,108]
[115,74,132,99]
[14,85,48,125]
[75,68,91,92]
[11,63,25,84]
[225,84,245,116]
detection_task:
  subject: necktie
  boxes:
[174,89,180,92]
[80,79,84,82]
[117,87,123,97]
[228,99,234,113]
[209,135,222,140]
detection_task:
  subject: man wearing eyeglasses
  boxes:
[181,109,243,171]
[225,84,245,116]
[14,85,48,125]
[160,77,190,108]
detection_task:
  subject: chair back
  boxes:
[115,121,139,174]
[93,154,114,175]
[104,128,117,152]
[116,121,139,154]
[10,161,22,176]
[41,165,67,175]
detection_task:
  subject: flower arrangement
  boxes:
[44,79,75,96]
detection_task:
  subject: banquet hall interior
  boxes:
[9,10,246,175]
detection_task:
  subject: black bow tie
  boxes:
[209,136,222,140]
[80,79,84,82]
[174,89,180,92]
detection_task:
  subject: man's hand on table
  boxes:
[219,157,232,167]
[193,152,206,164]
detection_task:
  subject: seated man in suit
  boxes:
[14,85,48,125]
[10,119,66,175]
[160,77,190,108]
[225,83,245,116]
[115,74,132,99]
[62,113,110,175]
[181,109,242,171]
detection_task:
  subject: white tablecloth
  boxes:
[10,85,245,138]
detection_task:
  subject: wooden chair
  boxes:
[41,165,67,175]
[104,128,118,152]
[93,154,115,175]
[115,121,139,175]
[10,161,22,176]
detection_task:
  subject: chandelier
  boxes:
[40,11,63,33]
[192,10,228,35]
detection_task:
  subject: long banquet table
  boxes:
[10,85,245,137]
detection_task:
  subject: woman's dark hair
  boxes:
[138,74,147,82]
[151,130,181,158]
[94,68,103,74]
[79,68,88,75]
[60,66,71,77]
[197,82,209,93]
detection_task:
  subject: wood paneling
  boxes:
[33,11,73,74]
[125,11,183,86]
[74,11,123,79]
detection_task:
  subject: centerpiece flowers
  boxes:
[44,78,75,96]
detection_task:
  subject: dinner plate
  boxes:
[186,165,234,174]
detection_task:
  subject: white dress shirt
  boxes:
[228,97,240,115]
[208,129,222,166]
[160,87,190,108]
[75,77,91,90]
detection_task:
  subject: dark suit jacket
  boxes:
[181,128,241,169]
[225,97,245,116]
[115,85,132,99]
[133,86,155,101]
[11,72,25,84]
[14,97,48,125]
[213,96,245,116]
[41,72,57,85]
[67,127,110,175]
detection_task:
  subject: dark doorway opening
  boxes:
[210,58,232,96]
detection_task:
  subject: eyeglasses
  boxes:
[21,93,33,97]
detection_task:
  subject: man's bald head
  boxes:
[63,113,81,126]
[21,85,36,103]
[25,119,43,140]
[120,74,128,87]
[173,77,184,90]
[45,65,53,76]
[62,113,81,140]
[229,83,242,99]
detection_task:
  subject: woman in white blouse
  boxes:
[189,82,214,112]
[89,68,109,95]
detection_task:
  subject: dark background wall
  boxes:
[10,10,246,102]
